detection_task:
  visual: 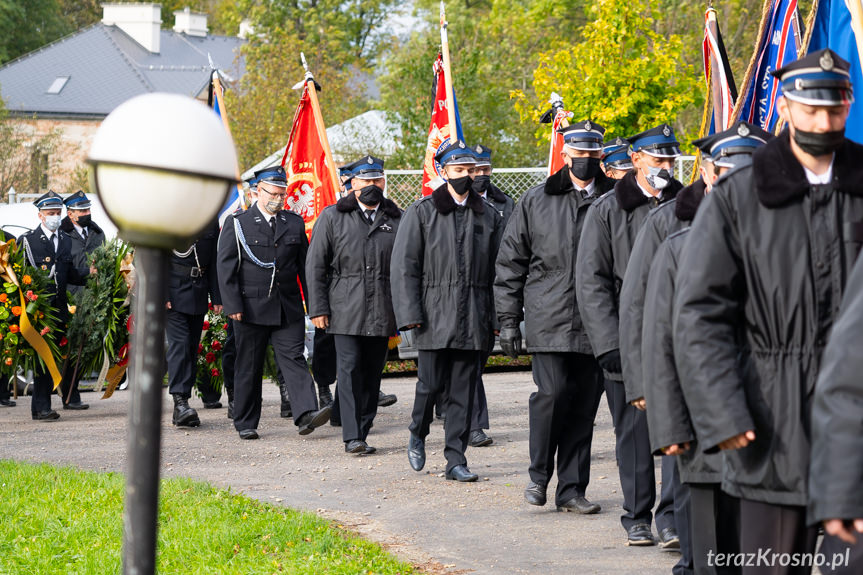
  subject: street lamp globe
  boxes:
[87,92,238,248]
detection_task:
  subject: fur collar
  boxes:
[431,184,486,215]
[543,166,616,196]
[60,215,104,236]
[674,178,706,222]
[486,183,511,205]
[754,130,863,208]
[614,170,682,212]
[335,192,401,218]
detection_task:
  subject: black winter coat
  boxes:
[494,167,614,352]
[168,220,221,316]
[306,194,401,337]
[390,185,504,351]
[484,183,515,224]
[643,228,721,484]
[808,252,863,524]
[620,179,705,402]
[59,216,106,269]
[19,225,88,324]
[575,170,682,378]
[217,204,308,327]
[673,131,863,506]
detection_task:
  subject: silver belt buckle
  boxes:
[190,267,202,278]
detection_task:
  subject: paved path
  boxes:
[1,371,678,575]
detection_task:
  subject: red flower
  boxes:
[211,341,222,351]
[127,315,135,333]
[205,352,216,363]
[197,343,203,354]
[4,357,11,366]
[210,368,219,377]
[208,302,214,310]
[26,290,37,302]
[202,321,210,331]
[39,326,50,336]
[59,337,68,346]
[223,323,228,330]
[9,324,19,334]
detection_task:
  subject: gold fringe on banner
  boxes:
[0,239,62,389]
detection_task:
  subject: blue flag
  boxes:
[808,0,863,143]
[736,0,803,132]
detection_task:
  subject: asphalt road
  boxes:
[1,371,679,575]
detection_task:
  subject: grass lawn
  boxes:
[0,460,415,574]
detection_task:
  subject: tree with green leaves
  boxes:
[512,0,703,149]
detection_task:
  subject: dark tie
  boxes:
[49,233,56,252]
[365,209,375,225]
[269,218,275,234]
[82,228,88,240]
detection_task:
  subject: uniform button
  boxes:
[275,243,278,247]
[816,261,825,269]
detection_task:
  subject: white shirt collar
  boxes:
[40,223,57,238]
[73,221,85,236]
[357,198,378,215]
[453,194,469,206]
[257,203,276,223]
[803,155,834,185]
[636,178,661,200]
[576,179,596,197]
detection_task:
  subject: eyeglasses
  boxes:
[260,187,288,199]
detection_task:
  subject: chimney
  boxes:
[173,7,208,37]
[102,3,162,54]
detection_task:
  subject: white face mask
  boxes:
[43,215,61,232]
[641,165,673,191]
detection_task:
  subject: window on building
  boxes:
[46,76,69,94]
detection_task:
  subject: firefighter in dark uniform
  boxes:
[217,166,330,439]
[674,49,863,573]
[576,124,683,547]
[307,155,401,455]
[640,126,769,575]
[165,218,223,426]
[392,140,504,482]
[495,121,613,514]
[601,137,634,180]
[20,191,90,419]
[57,190,106,409]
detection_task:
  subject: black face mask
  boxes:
[76,214,92,227]
[471,175,491,195]
[792,126,845,157]
[569,157,602,181]
[358,185,384,206]
[448,175,473,196]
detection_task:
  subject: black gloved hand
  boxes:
[597,349,622,374]
[499,326,523,359]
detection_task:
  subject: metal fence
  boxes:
[385,156,697,208]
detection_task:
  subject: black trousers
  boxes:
[410,349,480,472]
[223,319,236,397]
[432,348,490,430]
[232,318,316,432]
[608,378,675,531]
[60,360,82,406]
[334,335,387,442]
[31,368,54,415]
[689,483,740,575]
[313,328,340,423]
[673,466,693,575]
[0,374,9,401]
[818,530,863,574]
[738,498,818,575]
[165,309,221,403]
[529,352,603,505]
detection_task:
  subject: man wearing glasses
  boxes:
[217,166,330,440]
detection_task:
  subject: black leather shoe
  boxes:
[657,527,680,550]
[238,429,259,440]
[203,401,222,409]
[627,523,655,546]
[63,401,89,410]
[468,429,493,447]
[280,400,292,419]
[445,464,478,482]
[330,419,341,427]
[557,495,601,514]
[172,395,200,427]
[345,439,367,454]
[0,398,16,407]
[363,445,377,455]
[227,400,234,420]
[524,482,547,506]
[32,409,60,421]
[318,386,334,408]
[377,390,397,407]
[296,406,331,435]
[408,433,425,471]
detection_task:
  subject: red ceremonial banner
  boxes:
[281,83,339,239]
[422,55,457,196]
[547,108,569,177]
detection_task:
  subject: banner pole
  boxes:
[440,2,458,141]
[300,53,340,193]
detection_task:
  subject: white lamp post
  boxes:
[88,93,238,575]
